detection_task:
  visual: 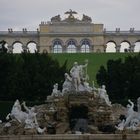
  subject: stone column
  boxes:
[76,45,81,53]
[129,44,135,52]
[62,45,67,53]
[22,46,28,53]
[115,45,121,52]
[91,45,94,52]
[48,45,52,53]
[103,45,107,52]
[36,45,40,53]
[39,46,49,53]
[8,46,13,53]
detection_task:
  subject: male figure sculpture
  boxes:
[70,62,81,91]
[70,60,88,92]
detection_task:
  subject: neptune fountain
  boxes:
[0,60,140,135]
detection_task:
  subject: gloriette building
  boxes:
[0,10,140,53]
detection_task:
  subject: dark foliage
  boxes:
[96,53,140,104]
[0,52,67,101]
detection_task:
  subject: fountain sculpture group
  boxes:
[0,60,140,135]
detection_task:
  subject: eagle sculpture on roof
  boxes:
[65,9,77,18]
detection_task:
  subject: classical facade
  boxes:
[0,10,140,53]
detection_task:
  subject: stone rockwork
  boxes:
[44,91,114,134]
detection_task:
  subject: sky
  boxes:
[0,0,140,31]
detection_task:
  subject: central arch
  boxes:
[80,39,91,53]
[66,39,77,53]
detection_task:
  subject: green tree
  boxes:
[96,65,108,86]
[96,53,140,104]
[0,52,67,101]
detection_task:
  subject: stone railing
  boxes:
[0,31,39,36]
[0,134,140,140]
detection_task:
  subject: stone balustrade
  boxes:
[0,134,140,140]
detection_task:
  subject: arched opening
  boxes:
[81,39,90,53]
[134,41,140,52]
[12,42,23,53]
[52,40,62,53]
[106,42,116,53]
[69,105,88,132]
[0,40,8,52]
[67,40,76,53]
[27,42,37,53]
[120,41,130,52]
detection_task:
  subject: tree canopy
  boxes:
[96,53,140,104]
[0,52,67,101]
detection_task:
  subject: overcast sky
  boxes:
[0,0,140,31]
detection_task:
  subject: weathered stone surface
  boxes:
[24,128,37,135]
[111,103,127,122]
[35,92,114,134]
[88,125,100,134]
[56,122,69,134]
[2,120,25,135]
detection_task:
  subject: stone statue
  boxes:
[124,99,135,127]
[92,81,97,91]
[6,99,28,123]
[78,81,93,92]
[22,101,38,129]
[51,83,61,97]
[129,118,140,130]
[70,60,89,92]
[98,85,112,106]
[70,62,81,91]
[115,119,125,131]
[116,99,139,131]
[22,101,46,134]
[65,9,77,19]
[6,100,46,134]
[82,14,92,22]
[62,73,73,93]
[79,59,89,81]
[51,15,61,22]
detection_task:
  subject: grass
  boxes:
[51,53,137,85]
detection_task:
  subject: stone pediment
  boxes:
[51,10,92,24]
